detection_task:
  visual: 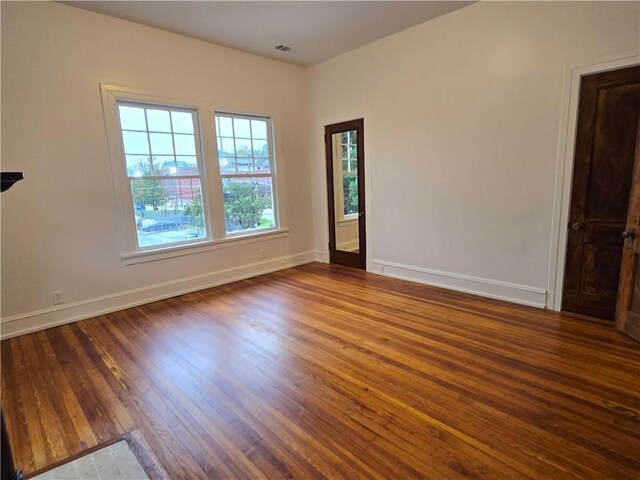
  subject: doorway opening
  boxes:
[325,119,366,269]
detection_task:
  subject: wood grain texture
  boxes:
[563,65,640,319]
[616,122,640,341]
[2,263,640,479]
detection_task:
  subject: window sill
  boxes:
[121,228,289,265]
[337,217,358,226]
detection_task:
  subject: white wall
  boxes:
[308,1,640,307]
[1,2,313,337]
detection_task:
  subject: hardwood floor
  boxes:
[2,263,639,479]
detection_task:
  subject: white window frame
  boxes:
[100,85,287,264]
[215,112,280,237]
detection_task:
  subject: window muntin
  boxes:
[117,103,207,249]
[215,113,277,235]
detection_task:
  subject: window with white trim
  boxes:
[102,85,282,258]
[117,103,208,249]
[215,113,277,234]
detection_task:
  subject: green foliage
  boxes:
[183,188,204,228]
[131,158,168,212]
[343,176,358,215]
[224,181,270,230]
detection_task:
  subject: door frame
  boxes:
[547,52,640,311]
[325,118,367,269]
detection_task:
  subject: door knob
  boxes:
[571,222,582,231]
[622,228,636,239]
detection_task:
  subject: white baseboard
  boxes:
[314,250,328,263]
[372,259,547,308]
[0,251,316,340]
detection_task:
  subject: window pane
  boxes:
[222,177,273,234]
[171,111,194,134]
[146,109,171,132]
[126,156,162,177]
[219,137,235,156]
[233,118,251,138]
[236,157,251,173]
[126,155,149,177]
[342,176,358,216]
[156,156,177,176]
[252,139,269,158]
[235,138,252,157]
[118,106,146,131]
[219,156,236,175]
[251,119,267,139]
[149,133,174,155]
[174,134,196,155]
[176,156,199,175]
[254,157,270,173]
[132,178,206,248]
[122,131,149,155]
[350,145,357,159]
[350,159,358,172]
[218,116,233,137]
[341,144,348,159]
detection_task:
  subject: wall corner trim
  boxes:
[0,252,316,340]
[372,260,547,308]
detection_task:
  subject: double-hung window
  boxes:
[215,113,277,235]
[117,103,208,249]
[102,85,281,259]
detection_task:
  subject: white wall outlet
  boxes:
[52,290,64,305]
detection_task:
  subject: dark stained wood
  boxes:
[616,123,640,341]
[2,263,640,479]
[563,65,640,319]
[325,119,366,269]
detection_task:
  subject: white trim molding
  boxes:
[372,260,547,308]
[314,250,328,263]
[0,252,316,340]
[546,52,640,311]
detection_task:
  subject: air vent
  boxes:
[275,45,293,52]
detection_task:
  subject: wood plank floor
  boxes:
[2,262,640,479]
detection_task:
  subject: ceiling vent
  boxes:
[275,45,293,52]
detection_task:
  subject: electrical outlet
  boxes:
[260,249,266,259]
[52,290,64,305]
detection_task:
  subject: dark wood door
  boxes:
[616,123,640,341]
[563,65,640,320]
[325,119,366,269]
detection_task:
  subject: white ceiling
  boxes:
[63,1,474,66]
